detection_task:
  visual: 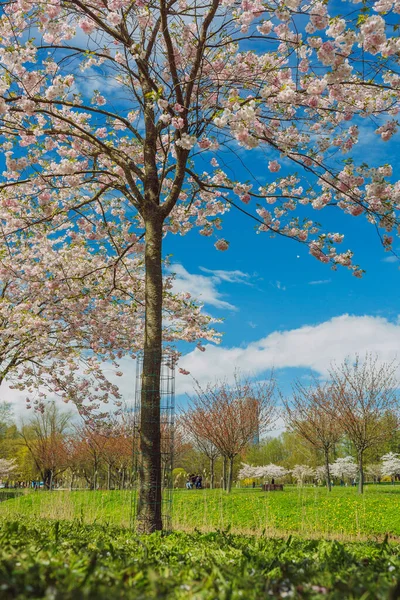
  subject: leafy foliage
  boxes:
[0,518,400,599]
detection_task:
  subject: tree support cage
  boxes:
[131,352,175,532]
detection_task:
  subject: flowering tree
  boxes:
[381,452,400,480]
[187,373,276,492]
[20,402,72,489]
[0,457,17,480]
[329,354,399,494]
[330,456,358,482]
[0,0,399,530]
[283,380,342,491]
[291,464,315,485]
[237,462,289,482]
[366,463,383,483]
[1,237,217,419]
[178,413,220,489]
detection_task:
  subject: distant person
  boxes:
[186,478,192,489]
[271,478,275,485]
[252,481,256,489]
[195,475,202,489]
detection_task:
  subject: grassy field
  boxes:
[2,485,400,539]
[2,488,400,598]
[0,518,400,599]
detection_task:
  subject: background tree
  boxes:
[20,403,72,489]
[71,424,109,490]
[381,452,400,482]
[283,381,342,491]
[1,0,400,530]
[329,355,399,494]
[330,456,358,483]
[187,373,276,492]
[0,458,17,482]
[178,412,220,489]
[291,465,315,486]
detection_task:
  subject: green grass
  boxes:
[2,486,400,539]
[1,518,400,599]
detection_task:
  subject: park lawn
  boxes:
[173,486,400,538]
[0,518,400,599]
[2,485,400,538]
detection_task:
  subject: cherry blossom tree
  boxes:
[329,354,399,494]
[237,462,289,482]
[1,237,218,419]
[330,456,358,482]
[20,402,72,489]
[291,464,315,486]
[381,452,400,480]
[187,373,276,492]
[178,412,220,489]
[0,457,17,481]
[283,381,342,491]
[366,462,383,483]
[0,0,399,530]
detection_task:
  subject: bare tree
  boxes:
[329,354,399,494]
[71,424,109,490]
[187,372,276,492]
[178,413,220,489]
[20,403,71,489]
[283,381,342,491]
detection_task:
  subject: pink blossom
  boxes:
[268,160,281,173]
[214,239,229,251]
[172,117,185,129]
[79,19,95,35]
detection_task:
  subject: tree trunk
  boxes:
[107,464,111,490]
[43,468,52,490]
[227,456,234,493]
[210,457,214,490]
[358,451,364,494]
[222,455,228,490]
[137,215,163,533]
[324,448,331,492]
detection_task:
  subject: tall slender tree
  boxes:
[329,354,399,494]
[283,381,342,491]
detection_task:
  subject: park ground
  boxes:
[1,486,400,598]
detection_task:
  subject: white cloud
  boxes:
[169,264,248,310]
[309,279,331,285]
[5,314,400,436]
[199,267,251,284]
[382,255,398,264]
[176,314,400,394]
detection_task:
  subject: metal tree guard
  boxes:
[131,351,175,531]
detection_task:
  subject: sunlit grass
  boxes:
[2,485,400,539]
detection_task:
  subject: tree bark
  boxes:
[137,215,163,533]
[227,456,234,493]
[222,455,227,490]
[324,448,331,492]
[107,464,111,490]
[358,451,364,494]
[210,457,214,490]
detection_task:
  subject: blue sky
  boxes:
[161,117,400,424]
[2,8,400,430]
